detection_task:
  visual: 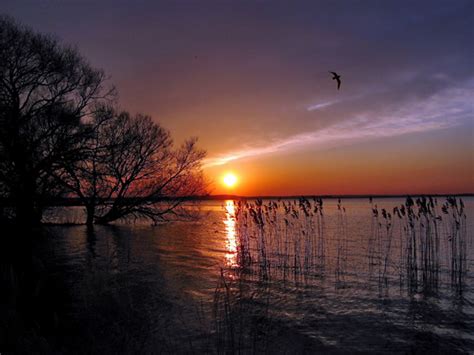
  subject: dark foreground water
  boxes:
[2,197,473,353]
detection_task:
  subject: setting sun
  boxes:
[223,173,238,188]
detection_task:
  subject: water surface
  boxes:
[38,197,474,353]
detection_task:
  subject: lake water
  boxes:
[34,197,474,353]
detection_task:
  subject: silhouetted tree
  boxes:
[57,107,206,225]
[0,16,114,225]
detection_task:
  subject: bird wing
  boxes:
[329,71,337,76]
[336,78,341,89]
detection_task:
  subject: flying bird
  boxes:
[329,71,341,90]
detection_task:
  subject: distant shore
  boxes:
[202,193,474,200]
[1,193,472,208]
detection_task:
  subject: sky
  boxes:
[2,0,473,195]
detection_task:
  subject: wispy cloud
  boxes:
[307,100,338,111]
[203,81,473,168]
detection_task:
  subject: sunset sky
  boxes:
[3,0,473,196]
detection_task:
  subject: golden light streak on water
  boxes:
[224,200,238,267]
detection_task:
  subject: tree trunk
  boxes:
[95,206,121,225]
[9,126,42,226]
[85,204,95,227]
[14,176,41,227]
[15,199,40,226]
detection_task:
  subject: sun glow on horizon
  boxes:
[223,172,238,188]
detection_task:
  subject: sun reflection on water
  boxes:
[224,200,238,267]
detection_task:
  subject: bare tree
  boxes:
[0,16,114,225]
[57,107,207,225]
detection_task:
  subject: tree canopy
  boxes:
[0,16,206,226]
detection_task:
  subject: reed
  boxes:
[213,196,471,352]
[223,196,470,294]
[230,197,328,282]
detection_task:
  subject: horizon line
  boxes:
[204,192,474,199]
